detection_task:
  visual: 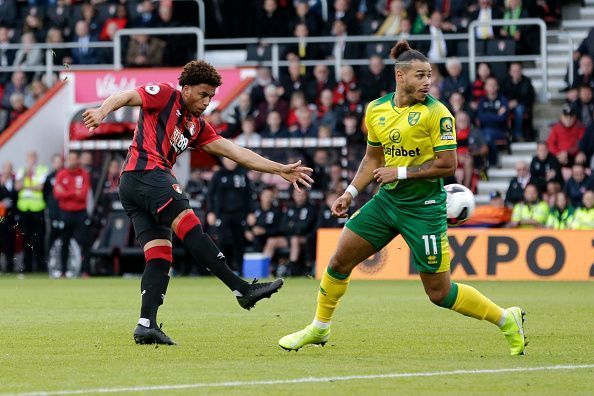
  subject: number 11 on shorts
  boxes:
[422,234,438,255]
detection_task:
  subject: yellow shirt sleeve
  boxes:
[427,102,457,152]
[365,103,382,147]
[511,204,523,222]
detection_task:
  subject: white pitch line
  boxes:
[5,364,594,396]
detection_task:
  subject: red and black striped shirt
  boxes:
[122,83,221,173]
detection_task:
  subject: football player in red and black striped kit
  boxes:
[83,61,313,345]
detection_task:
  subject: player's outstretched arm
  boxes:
[373,150,456,186]
[83,89,142,133]
[203,138,314,190]
[332,144,384,218]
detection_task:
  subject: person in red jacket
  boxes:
[54,151,91,278]
[547,103,586,166]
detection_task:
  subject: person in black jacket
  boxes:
[317,191,347,228]
[281,188,317,276]
[245,187,287,259]
[530,142,562,191]
[578,121,594,167]
[505,160,532,206]
[359,55,395,102]
[0,161,17,273]
[501,63,536,141]
[42,154,64,253]
[207,157,255,273]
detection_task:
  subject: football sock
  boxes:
[139,245,172,328]
[314,267,350,325]
[175,212,249,295]
[442,282,505,326]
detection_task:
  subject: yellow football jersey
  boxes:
[365,93,457,205]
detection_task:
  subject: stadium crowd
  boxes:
[1,0,593,277]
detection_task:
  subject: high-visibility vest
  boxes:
[16,165,48,212]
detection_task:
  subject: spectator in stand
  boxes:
[46,27,72,68]
[570,190,594,229]
[360,55,394,102]
[535,0,561,27]
[310,149,331,192]
[530,141,562,190]
[455,111,488,190]
[342,111,365,146]
[255,84,289,131]
[329,0,358,35]
[0,1,17,27]
[185,168,206,201]
[329,19,361,61]
[572,55,594,90]
[502,62,536,142]
[7,93,27,126]
[327,162,348,193]
[317,88,339,132]
[253,0,288,38]
[2,71,27,109]
[447,91,473,118]
[22,7,45,42]
[77,1,103,37]
[333,65,356,105]
[234,116,262,147]
[24,79,47,108]
[508,183,549,228]
[285,23,325,67]
[207,110,233,138]
[156,2,189,67]
[564,163,594,208]
[291,0,323,37]
[289,106,318,137]
[16,151,48,273]
[125,34,166,67]
[464,191,512,228]
[411,0,430,35]
[424,11,456,62]
[47,0,72,36]
[95,158,120,227]
[578,121,594,168]
[547,103,585,167]
[500,0,533,54]
[261,110,288,138]
[546,191,574,230]
[231,93,254,135]
[337,83,365,123]
[99,3,128,41]
[43,154,64,251]
[375,0,406,36]
[245,187,287,267]
[281,188,317,276]
[305,64,335,105]
[0,26,15,85]
[576,85,594,127]
[71,20,102,65]
[505,160,531,206]
[575,28,594,61]
[54,151,91,277]
[317,190,347,228]
[442,58,470,101]
[207,157,255,274]
[133,0,158,28]
[471,0,502,40]
[0,161,17,273]
[477,76,509,166]
[286,91,311,129]
[471,62,492,110]
[280,59,308,102]
[13,31,42,69]
[250,66,275,109]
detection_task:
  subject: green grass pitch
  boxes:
[1,276,593,395]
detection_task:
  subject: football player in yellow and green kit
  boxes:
[279,41,527,355]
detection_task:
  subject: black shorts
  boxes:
[119,169,189,242]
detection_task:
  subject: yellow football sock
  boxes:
[315,267,350,323]
[450,283,504,326]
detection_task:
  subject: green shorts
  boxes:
[345,189,450,273]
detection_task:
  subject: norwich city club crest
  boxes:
[408,112,420,126]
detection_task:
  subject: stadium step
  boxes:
[475,193,492,205]
[524,68,566,78]
[477,180,510,195]
[547,43,578,53]
[579,7,594,17]
[586,0,594,5]
[510,142,537,155]
[487,168,517,182]
[500,154,533,168]
[531,78,567,91]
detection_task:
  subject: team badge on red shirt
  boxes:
[172,184,182,194]
[187,122,196,136]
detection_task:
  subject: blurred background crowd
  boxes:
[0,0,593,278]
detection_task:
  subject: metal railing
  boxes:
[113,27,203,69]
[469,18,547,100]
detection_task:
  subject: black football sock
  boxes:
[139,258,170,328]
[182,228,249,295]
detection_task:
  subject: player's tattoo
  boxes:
[407,160,434,174]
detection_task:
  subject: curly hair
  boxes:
[389,40,428,70]
[178,60,222,87]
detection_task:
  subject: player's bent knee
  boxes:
[172,210,202,240]
[143,239,172,251]
[426,288,449,305]
[329,253,355,275]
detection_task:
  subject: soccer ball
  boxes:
[445,183,475,226]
